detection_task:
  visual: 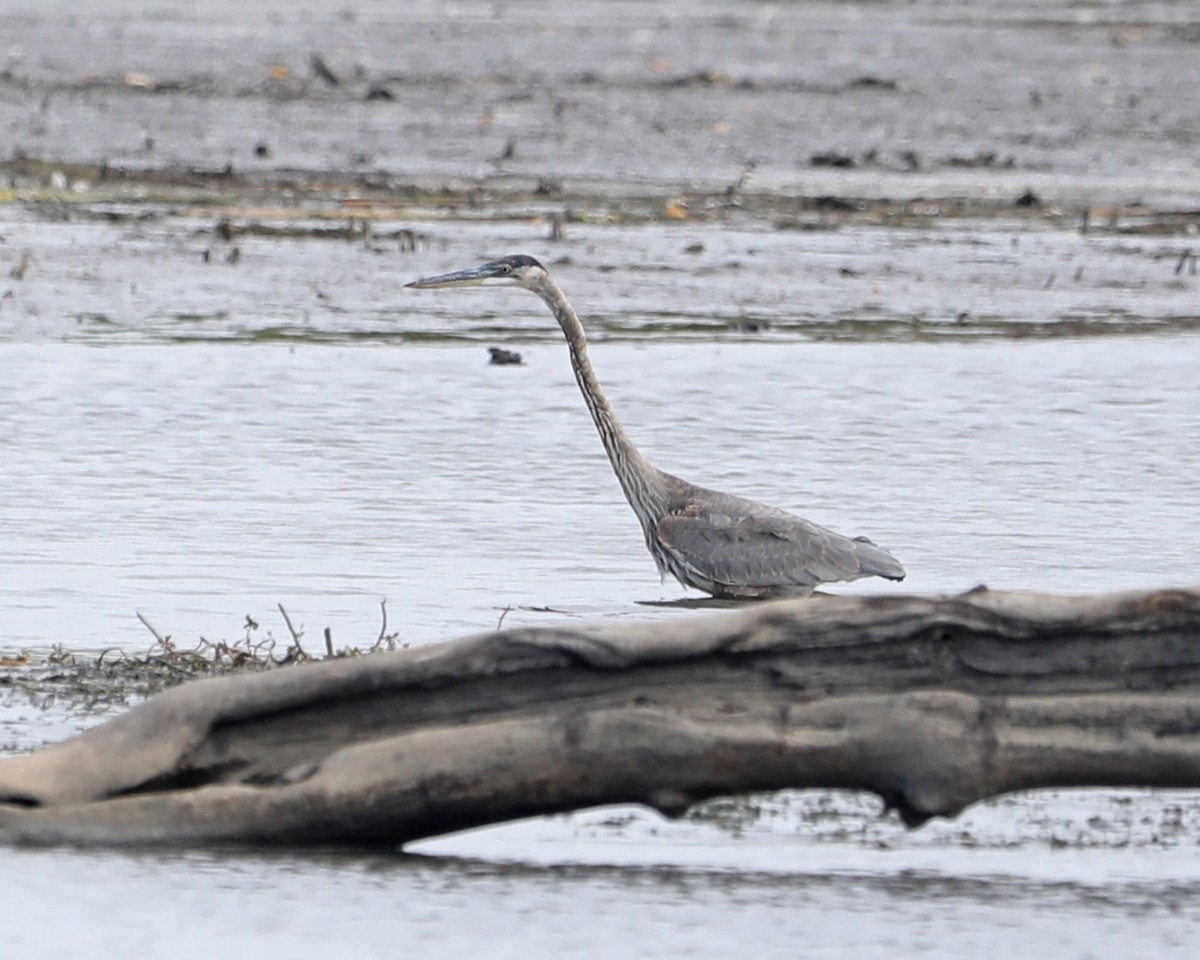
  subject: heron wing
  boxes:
[656,509,905,594]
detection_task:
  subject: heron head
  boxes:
[405,254,547,291]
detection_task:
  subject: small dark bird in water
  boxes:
[488,346,523,366]
[407,255,905,600]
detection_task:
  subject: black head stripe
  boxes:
[489,254,543,270]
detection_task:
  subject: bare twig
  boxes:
[276,603,301,642]
[277,603,308,659]
[251,635,277,660]
[135,611,168,646]
[323,627,334,659]
[371,598,403,652]
[496,605,513,630]
[375,598,389,651]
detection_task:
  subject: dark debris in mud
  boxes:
[4,156,1200,239]
[3,149,1198,349]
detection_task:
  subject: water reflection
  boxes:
[1,831,1198,960]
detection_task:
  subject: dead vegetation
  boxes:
[5,155,1200,239]
[0,601,404,710]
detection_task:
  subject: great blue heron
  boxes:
[406,254,905,599]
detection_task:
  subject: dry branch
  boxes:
[2,585,1200,848]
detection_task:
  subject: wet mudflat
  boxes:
[2,0,1200,957]
[3,0,1199,205]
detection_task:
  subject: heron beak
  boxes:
[404,263,503,289]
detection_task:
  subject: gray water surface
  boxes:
[1,834,1198,960]
[3,334,1197,654]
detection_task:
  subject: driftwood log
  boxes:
[2,585,1200,848]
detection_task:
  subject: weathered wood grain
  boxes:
[2,586,1199,847]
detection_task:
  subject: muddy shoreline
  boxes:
[4,0,1197,351]
[6,153,1200,231]
[4,1,1199,213]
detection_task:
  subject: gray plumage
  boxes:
[406,254,905,599]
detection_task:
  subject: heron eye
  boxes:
[501,265,511,274]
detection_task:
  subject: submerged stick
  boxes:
[2,585,1200,848]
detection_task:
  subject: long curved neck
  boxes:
[531,276,666,527]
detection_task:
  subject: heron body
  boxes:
[406,254,905,599]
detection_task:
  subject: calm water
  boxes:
[1,830,1199,960]
[3,334,1197,654]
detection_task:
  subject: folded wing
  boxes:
[656,507,905,597]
